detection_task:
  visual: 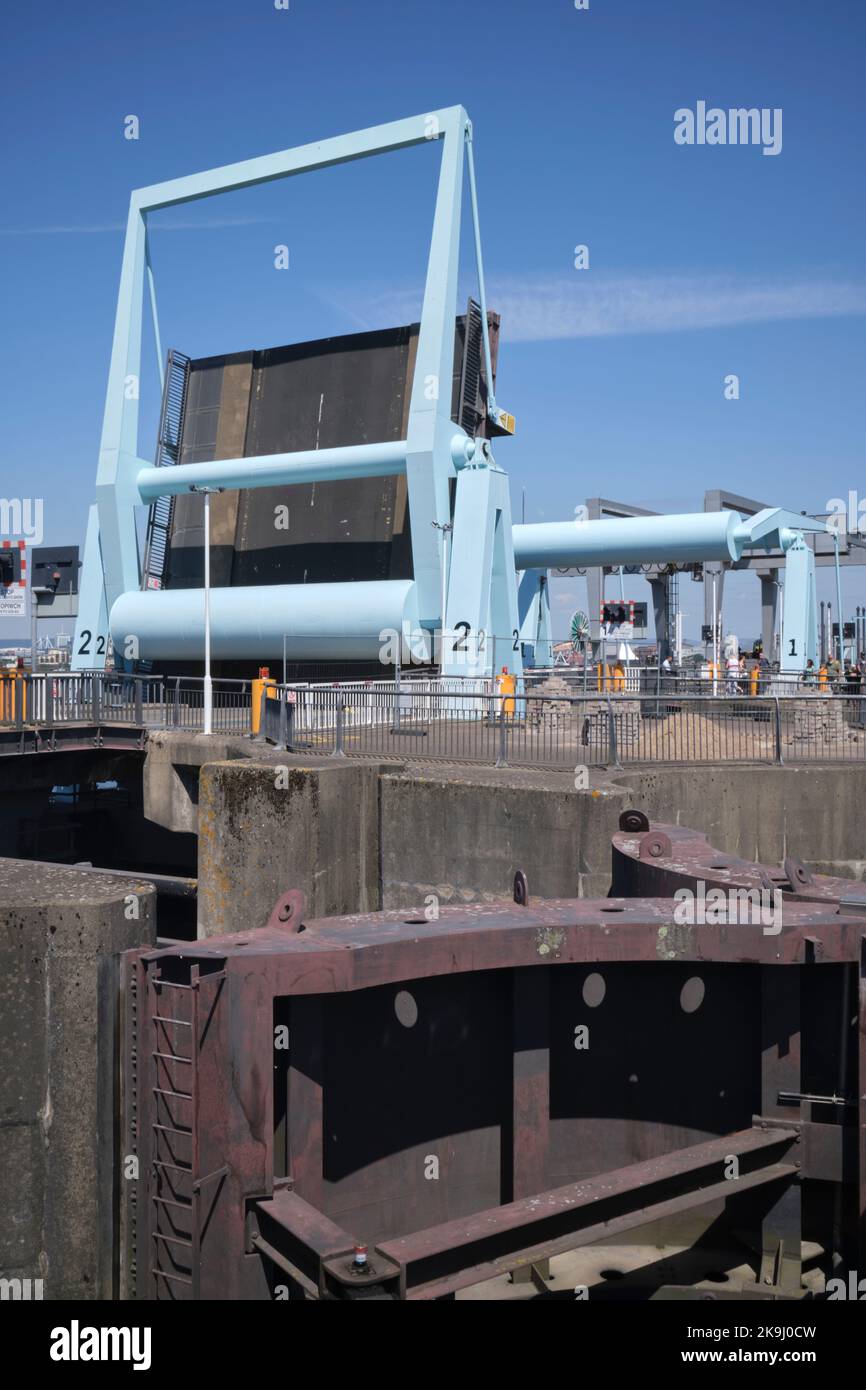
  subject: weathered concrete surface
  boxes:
[197,761,380,936]
[380,762,866,910]
[145,735,866,929]
[143,730,253,834]
[379,768,627,909]
[613,764,866,881]
[0,860,155,1299]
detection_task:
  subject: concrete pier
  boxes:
[197,760,381,936]
[0,860,155,1299]
[143,732,866,934]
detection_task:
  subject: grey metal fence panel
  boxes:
[4,671,864,769]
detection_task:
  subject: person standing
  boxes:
[725,650,740,695]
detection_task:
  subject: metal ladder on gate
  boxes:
[456,298,484,436]
[147,963,226,1299]
[141,349,191,596]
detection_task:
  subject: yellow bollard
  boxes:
[1,671,27,722]
[251,666,276,734]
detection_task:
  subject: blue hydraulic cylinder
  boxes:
[110,580,419,663]
[512,511,741,571]
[136,440,408,501]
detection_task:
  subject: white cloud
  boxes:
[343,272,866,341]
[494,273,866,341]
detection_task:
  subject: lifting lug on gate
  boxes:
[513,869,529,906]
[782,856,814,894]
[267,888,307,931]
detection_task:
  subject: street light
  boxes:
[431,519,453,674]
[191,485,224,735]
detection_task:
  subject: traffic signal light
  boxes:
[0,541,24,587]
[602,601,628,626]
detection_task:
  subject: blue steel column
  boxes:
[517,570,552,667]
[73,201,147,667]
[444,464,522,678]
[74,505,109,666]
[404,109,468,628]
[780,535,818,670]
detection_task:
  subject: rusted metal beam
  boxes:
[368,1129,797,1300]
[140,895,866,988]
[251,1130,797,1302]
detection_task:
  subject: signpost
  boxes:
[0,587,26,619]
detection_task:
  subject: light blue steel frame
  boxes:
[74,107,504,671]
[74,107,824,678]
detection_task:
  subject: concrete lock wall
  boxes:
[612,765,866,882]
[0,861,155,1300]
[188,758,866,933]
[379,773,628,907]
[380,765,866,903]
[197,761,380,936]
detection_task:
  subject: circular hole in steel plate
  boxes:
[599,1268,626,1281]
[582,972,606,1008]
[394,990,419,1028]
[600,906,624,913]
[680,976,706,1014]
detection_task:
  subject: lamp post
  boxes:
[431,519,453,674]
[711,573,719,695]
[192,486,223,735]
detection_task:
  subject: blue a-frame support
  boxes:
[74,107,521,677]
[75,106,826,678]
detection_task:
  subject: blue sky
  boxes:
[1,0,864,643]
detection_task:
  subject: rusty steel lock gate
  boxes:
[119,824,866,1300]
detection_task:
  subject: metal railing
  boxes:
[260,685,866,769]
[4,670,865,769]
[0,672,252,737]
[159,676,252,734]
[528,664,866,700]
